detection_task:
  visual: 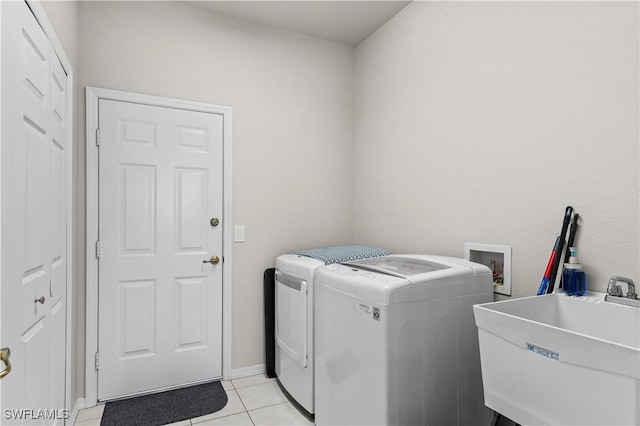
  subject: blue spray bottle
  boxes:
[563,247,586,296]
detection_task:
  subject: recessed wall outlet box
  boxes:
[465,243,512,296]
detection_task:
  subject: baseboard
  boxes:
[69,398,85,425]
[231,364,265,380]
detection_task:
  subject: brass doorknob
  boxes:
[202,256,220,265]
[210,218,220,227]
[0,348,11,379]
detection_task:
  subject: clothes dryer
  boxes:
[274,246,392,417]
[314,255,494,425]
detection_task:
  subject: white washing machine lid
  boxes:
[320,255,492,304]
[342,256,449,277]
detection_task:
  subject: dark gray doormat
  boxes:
[100,381,228,426]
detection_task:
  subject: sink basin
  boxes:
[474,292,640,425]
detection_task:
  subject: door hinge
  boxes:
[95,240,100,259]
[95,352,99,371]
[96,128,100,147]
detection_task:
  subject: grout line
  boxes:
[247,401,313,426]
[228,379,256,426]
[246,409,257,426]
[234,381,281,425]
[247,406,257,426]
[252,401,289,410]
[235,388,251,415]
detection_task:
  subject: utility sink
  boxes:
[474,292,640,425]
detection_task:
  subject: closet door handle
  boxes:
[0,348,11,379]
[202,256,220,265]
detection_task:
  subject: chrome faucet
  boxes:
[605,276,640,308]
[607,276,637,299]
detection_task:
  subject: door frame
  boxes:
[0,0,74,418]
[84,87,232,407]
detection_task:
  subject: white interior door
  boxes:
[97,99,224,401]
[0,1,69,423]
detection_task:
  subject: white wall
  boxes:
[354,1,639,298]
[41,0,639,404]
[76,0,354,387]
[41,1,78,67]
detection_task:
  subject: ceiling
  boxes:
[181,1,411,46]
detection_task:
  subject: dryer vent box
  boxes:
[465,243,512,296]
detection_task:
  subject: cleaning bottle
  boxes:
[563,247,586,296]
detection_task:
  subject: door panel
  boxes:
[1,2,68,423]
[23,319,49,417]
[176,168,209,251]
[98,99,223,400]
[119,279,156,358]
[175,277,208,350]
[120,164,156,254]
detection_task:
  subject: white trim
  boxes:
[84,89,99,407]
[24,1,75,420]
[85,87,232,407]
[69,398,85,425]
[231,364,265,380]
[222,100,233,382]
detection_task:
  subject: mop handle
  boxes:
[546,206,573,294]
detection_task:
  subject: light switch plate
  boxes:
[234,225,245,242]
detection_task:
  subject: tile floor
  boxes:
[73,374,314,426]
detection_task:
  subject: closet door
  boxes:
[0,2,69,423]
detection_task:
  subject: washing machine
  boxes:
[314,255,494,426]
[274,246,392,417]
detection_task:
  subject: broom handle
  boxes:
[546,206,573,294]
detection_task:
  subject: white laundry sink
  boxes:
[473,292,640,425]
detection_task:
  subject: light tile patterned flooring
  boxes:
[74,374,314,426]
